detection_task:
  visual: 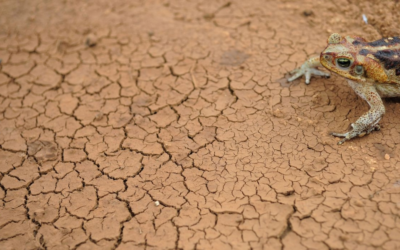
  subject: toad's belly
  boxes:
[375,83,400,98]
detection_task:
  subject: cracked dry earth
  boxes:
[1,0,400,249]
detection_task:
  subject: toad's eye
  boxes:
[336,58,351,68]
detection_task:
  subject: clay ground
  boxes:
[1,0,400,249]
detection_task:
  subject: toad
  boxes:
[289,33,400,144]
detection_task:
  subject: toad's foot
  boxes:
[288,68,330,84]
[287,56,330,84]
[331,124,381,145]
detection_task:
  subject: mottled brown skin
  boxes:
[289,33,400,144]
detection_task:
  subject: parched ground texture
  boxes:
[1,0,400,249]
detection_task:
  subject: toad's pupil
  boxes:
[337,58,351,68]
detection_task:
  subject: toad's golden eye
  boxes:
[336,58,351,68]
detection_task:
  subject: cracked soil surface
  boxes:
[1,0,400,249]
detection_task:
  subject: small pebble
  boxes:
[385,154,390,160]
[362,14,368,24]
[86,34,97,47]
[94,112,103,121]
[155,201,160,206]
[303,10,313,17]
[354,199,364,207]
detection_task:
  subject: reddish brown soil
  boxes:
[1,0,400,249]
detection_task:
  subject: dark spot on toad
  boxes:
[368,37,400,47]
[372,49,400,71]
[359,49,370,56]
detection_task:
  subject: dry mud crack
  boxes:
[1,0,400,249]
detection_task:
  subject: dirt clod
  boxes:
[302,10,314,17]
[85,34,98,47]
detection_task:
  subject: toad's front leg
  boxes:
[332,81,385,144]
[288,56,331,84]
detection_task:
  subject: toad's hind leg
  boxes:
[332,81,385,144]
